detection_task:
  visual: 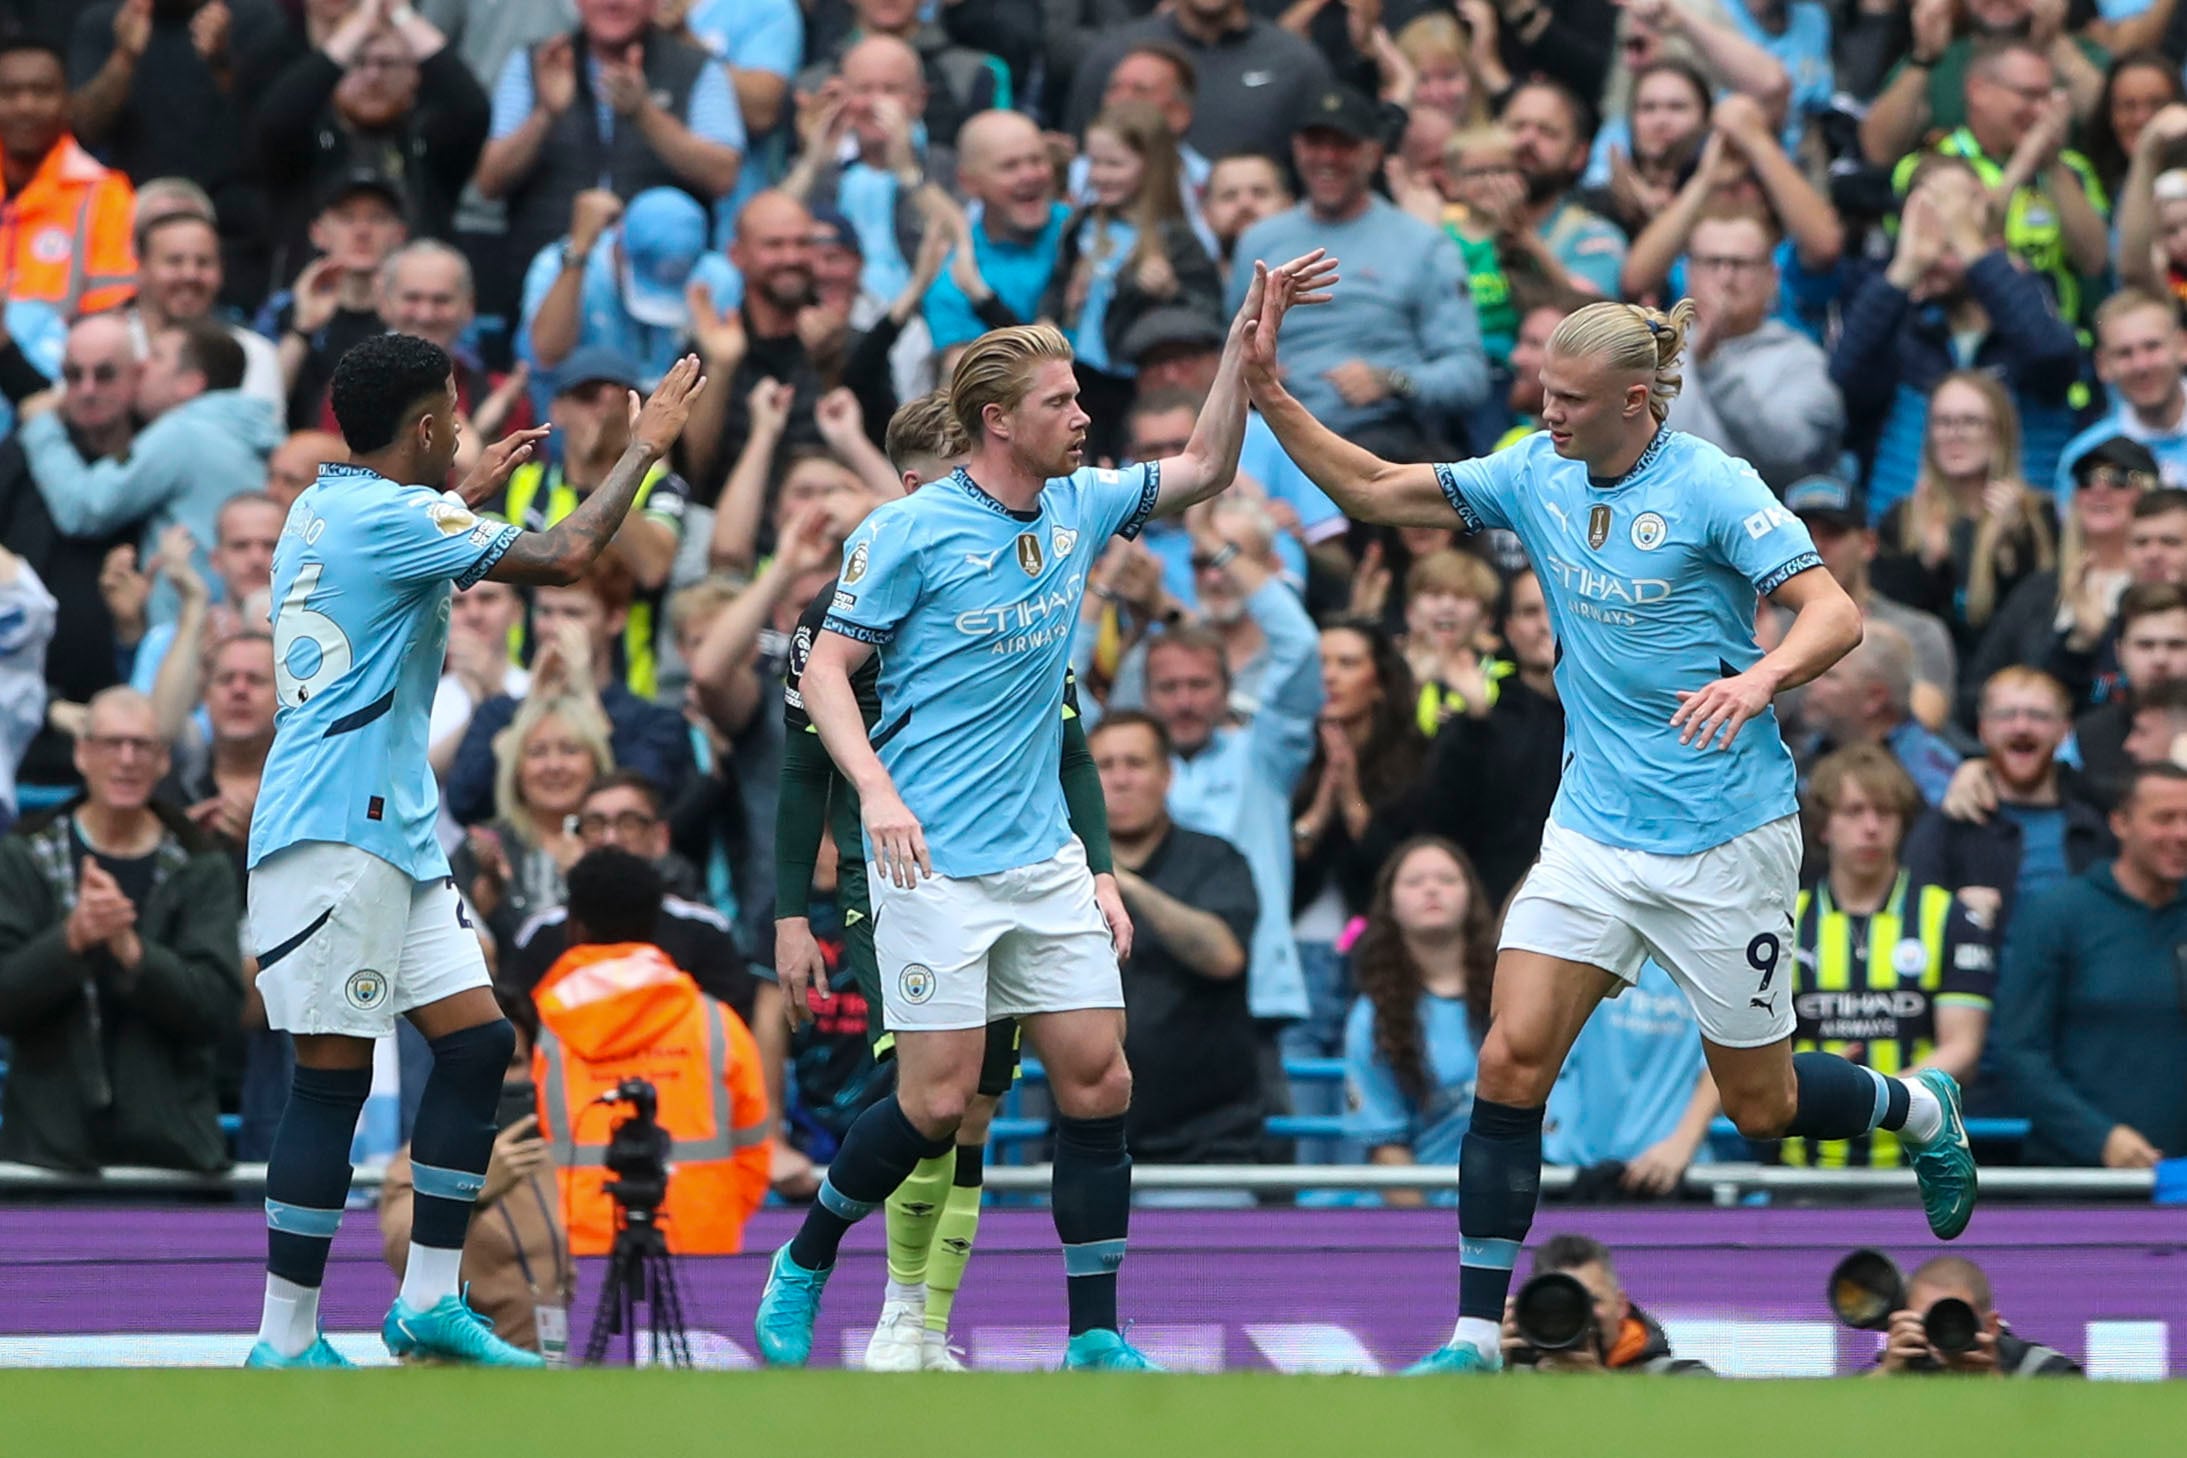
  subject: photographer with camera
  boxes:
[531,847,771,1258]
[1852,1253,2083,1377]
[1501,1234,1714,1375]
[379,985,573,1362]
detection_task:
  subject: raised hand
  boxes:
[775,503,842,574]
[598,44,650,116]
[570,188,626,255]
[813,387,865,452]
[1240,250,1341,384]
[456,424,554,506]
[629,354,709,456]
[98,544,151,637]
[113,0,152,59]
[747,376,795,438]
[685,279,748,367]
[535,35,578,116]
[191,0,231,65]
[290,256,344,334]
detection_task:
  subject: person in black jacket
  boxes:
[0,687,244,1174]
[253,0,488,287]
[1904,666,2112,941]
[1503,1234,1715,1375]
[1873,1255,2083,1377]
[2071,581,2187,805]
[1411,567,1562,910]
[1046,99,1221,465]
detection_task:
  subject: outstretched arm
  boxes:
[1149,251,1339,518]
[1242,258,1459,529]
[488,357,707,586]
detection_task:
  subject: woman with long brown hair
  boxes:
[1342,838,1499,1205]
[1873,370,2058,663]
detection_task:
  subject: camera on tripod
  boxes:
[585,1076,691,1367]
[1827,1248,1982,1367]
[597,1077,672,1219]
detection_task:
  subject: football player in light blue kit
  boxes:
[755,254,1339,1373]
[1244,275,1980,1375]
[242,335,707,1368]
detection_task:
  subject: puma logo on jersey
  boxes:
[964,548,1002,571]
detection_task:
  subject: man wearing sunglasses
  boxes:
[0,313,144,817]
[2054,289,2187,505]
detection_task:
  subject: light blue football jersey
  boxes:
[247,465,520,880]
[1436,429,1821,855]
[822,462,1161,877]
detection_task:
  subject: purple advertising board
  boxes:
[3,1204,2182,1376]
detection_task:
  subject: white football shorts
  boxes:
[871,837,1121,1033]
[1499,814,1802,1048]
[247,840,490,1037]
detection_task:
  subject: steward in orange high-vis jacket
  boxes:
[533,940,771,1256]
[0,40,136,316]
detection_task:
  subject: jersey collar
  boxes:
[1587,426,1672,491]
[950,466,1042,522]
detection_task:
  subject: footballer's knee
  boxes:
[1721,1078,1798,1141]
[898,1082,972,1142]
[1052,1050,1132,1121]
[1475,1020,1561,1108]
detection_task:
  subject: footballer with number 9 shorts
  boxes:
[1241,272,1980,1375]
[241,335,705,1369]
[755,254,1338,1373]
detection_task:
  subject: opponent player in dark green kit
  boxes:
[773,392,1129,1370]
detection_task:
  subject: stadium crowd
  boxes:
[4,0,2187,1224]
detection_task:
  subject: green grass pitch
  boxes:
[5,1369,2184,1457]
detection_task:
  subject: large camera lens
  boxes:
[1826,1249,1904,1331]
[1512,1272,1597,1354]
[1923,1297,1981,1355]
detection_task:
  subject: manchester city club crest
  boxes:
[1587,505,1612,551]
[844,541,869,584]
[1892,938,1930,976]
[899,964,936,1004]
[1631,512,1667,550]
[1052,526,1078,561]
[1016,532,1044,575]
[345,970,388,1010]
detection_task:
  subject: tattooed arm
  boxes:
[487,356,709,587]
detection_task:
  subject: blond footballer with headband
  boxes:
[1243,273,1980,1374]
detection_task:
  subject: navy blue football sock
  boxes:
[1457,1097,1544,1322]
[408,1020,515,1251]
[1052,1114,1131,1336]
[1790,1051,1904,1140]
[264,1063,372,1287]
[791,1095,952,1271]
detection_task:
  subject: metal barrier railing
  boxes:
[0,1159,2150,1204]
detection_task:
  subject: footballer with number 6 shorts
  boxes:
[1240,272,1980,1375]
[242,335,705,1369]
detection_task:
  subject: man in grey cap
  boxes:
[1227,84,1486,463]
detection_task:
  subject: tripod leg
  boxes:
[650,1248,692,1369]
